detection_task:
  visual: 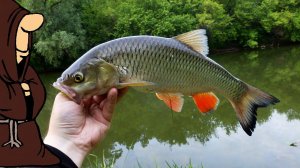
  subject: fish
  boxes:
[53,29,279,136]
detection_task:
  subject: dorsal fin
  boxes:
[173,29,209,56]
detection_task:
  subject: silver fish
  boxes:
[53,29,279,136]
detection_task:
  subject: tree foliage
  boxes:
[18,0,86,69]
[16,0,300,70]
[196,0,236,48]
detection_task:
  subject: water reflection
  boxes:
[113,111,300,168]
[37,45,300,167]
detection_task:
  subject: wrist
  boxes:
[44,133,88,167]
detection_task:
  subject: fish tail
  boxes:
[229,83,279,136]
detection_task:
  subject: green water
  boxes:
[38,45,300,168]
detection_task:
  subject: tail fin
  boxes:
[230,84,280,136]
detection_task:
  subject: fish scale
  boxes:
[54,29,279,136]
[111,37,197,93]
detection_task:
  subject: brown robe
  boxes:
[0,0,60,166]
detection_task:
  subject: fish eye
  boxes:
[74,72,84,83]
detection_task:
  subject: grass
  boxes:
[165,160,204,168]
[87,154,204,168]
[87,153,115,168]
[86,149,204,168]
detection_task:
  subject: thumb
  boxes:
[102,88,118,122]
[20,14,44,32]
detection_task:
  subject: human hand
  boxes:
[16,14,44,64]
[21,83,30,96]
[44,88,127,167]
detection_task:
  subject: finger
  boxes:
[55,92,82,106]
[82,97,93,107]
[99,88,125,108]
[20,14,44,32]
[21,83,30,90]
[95,94,108,109]
[55,92,71,102]
[102,88,118,122]
[93,94,106,104]
[117,87,128,102]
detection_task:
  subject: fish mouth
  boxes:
[53,81,81,104]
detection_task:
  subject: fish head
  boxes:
[53,58,119,104]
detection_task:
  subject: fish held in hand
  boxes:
[53,29,279,136]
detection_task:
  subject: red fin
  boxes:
[192,92,219,114]
[156,93,184,112]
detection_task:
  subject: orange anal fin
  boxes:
[156,93,184,112]
[192,92,219,114]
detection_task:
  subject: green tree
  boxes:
[233,0,300,48]
[18,0,87,70]
[233,0,263,48]
[82,0,122,48]
[196,0,237,48]
[16,0,300,70]
[113,0,198,38]
[259,0,300,42]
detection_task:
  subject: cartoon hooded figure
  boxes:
[0,0,59,166]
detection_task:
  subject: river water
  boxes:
[38,45,300,168]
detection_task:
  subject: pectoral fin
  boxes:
[156,93,184,112]
[192,92,219,114]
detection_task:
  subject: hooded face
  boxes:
[53,58,120,104]
[0,0,44,82]
[0,2,31,82]
[0,0,48,121]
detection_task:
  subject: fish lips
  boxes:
[53,81,81,104]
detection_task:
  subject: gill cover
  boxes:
[95,59,120,88]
